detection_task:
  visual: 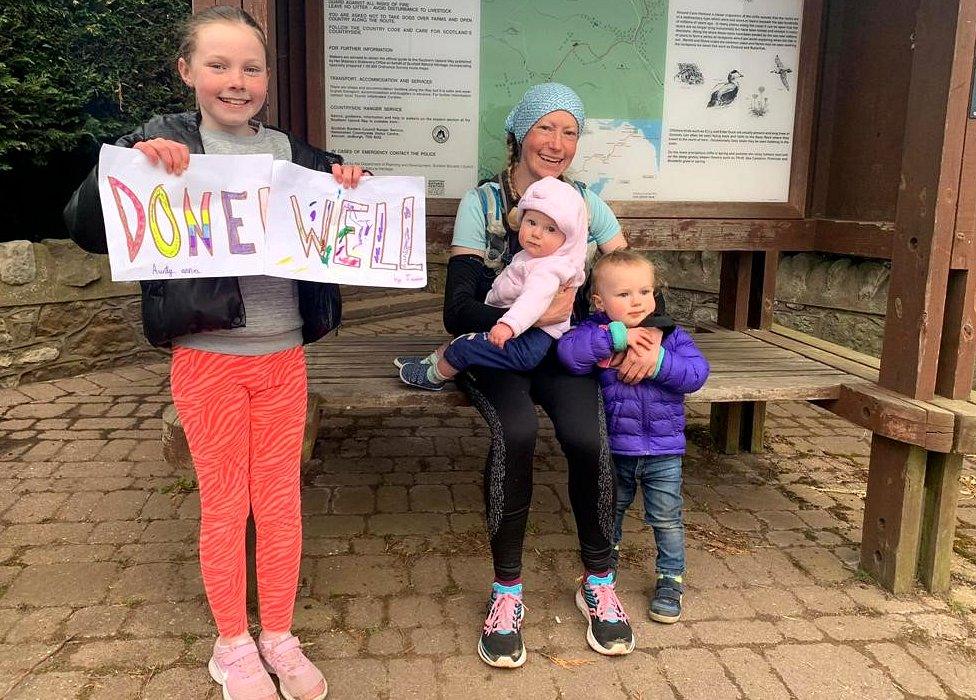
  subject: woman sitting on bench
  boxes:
[409,83,664,668]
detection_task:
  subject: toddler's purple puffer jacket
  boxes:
[557,312,710,456]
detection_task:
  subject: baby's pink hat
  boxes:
[517,177,587,255]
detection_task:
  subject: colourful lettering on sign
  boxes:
[183,190,213,257]
[333,200,366,268]
[108,176,146,262]
[370,203,396,271]
[222,191,255,255]
[289,196,335,264]
[148,185,181,259]
[399,196,422,271]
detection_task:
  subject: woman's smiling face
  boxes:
[518,110,580,182]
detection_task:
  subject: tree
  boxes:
[0,0,192,172]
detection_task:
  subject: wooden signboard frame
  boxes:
[303,0,824,219]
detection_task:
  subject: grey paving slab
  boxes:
[0,307,972,698]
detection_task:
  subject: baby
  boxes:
[399,176,587,389]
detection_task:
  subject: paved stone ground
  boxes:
[1,309,976,698]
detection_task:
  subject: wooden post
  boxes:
[877,0,972,399]
[744,252,778,453]
[860,435,927,593]
[306,1,326,148]
[925,60,976,593]
[918,452,964,592]
[245,0,278,125]
[936,269,976,398]
[938,118,976,398]
[860,0,976,593]
[710,251,778,453]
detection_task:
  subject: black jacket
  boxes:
[63,112,343,348]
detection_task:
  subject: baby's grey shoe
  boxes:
[399,360,446,391]
[393,355,425,369]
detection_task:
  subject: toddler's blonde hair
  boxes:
[590,249,656,296]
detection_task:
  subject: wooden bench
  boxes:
[308,325,976,462]
[307,329,867,409]
[303,317,975,597]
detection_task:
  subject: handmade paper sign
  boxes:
[98,146,427,288]
[265,161,426,288]
[98,145,272,281]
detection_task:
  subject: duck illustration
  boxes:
[707,70,743,108]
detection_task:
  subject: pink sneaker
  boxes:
[258,634,328,700]
[208,638,278,700]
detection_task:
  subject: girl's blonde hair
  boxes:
[177,6,269,64]
[590,249,656,295]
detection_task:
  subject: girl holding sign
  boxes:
[64,8,364,700]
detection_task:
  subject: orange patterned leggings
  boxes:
[171,345,307,637]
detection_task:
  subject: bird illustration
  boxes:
[675,62,704,85]
[771,55,792,90]
[707,70,743,108]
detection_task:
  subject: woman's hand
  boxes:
[626,327,663,353]
[534,285,576,327]
[488,322,514,348]
[133,139,190,175]
[332,163,365,189]
[616,344,660,385]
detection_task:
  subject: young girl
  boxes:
[64,8,364,700]
[398,176,587,390]
[557,250,709,624]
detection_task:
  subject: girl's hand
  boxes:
[627,327,663,353]
[535,285,576,327]
[616,344,660,385]
[332,163,365,189]
[488,323,514,348]
[133,139,190,175]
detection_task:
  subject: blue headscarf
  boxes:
[504,83,585,144]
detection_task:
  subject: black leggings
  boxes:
[457,346,617,580]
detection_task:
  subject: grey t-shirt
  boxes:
[174,123,305,356]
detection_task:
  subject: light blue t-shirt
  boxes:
[451,181,621,253]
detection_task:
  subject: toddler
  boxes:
[558,249,709,622]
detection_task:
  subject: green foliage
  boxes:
[161,476,197,495]
[0,0,193,171]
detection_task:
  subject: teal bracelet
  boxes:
[608,321,629,352]
[651,347,666,379]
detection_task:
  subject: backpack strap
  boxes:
[476,176,511,271]
[477,176,595,276]
[569,179,601,324]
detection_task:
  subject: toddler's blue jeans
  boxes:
[443,327,553,373]
[612,454,685,578]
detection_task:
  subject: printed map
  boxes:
[479,0,668,199]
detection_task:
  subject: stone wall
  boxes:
[1,240,890,387]
[649,251,889,357]
[427,249,890,357]
[0,240,166,387]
